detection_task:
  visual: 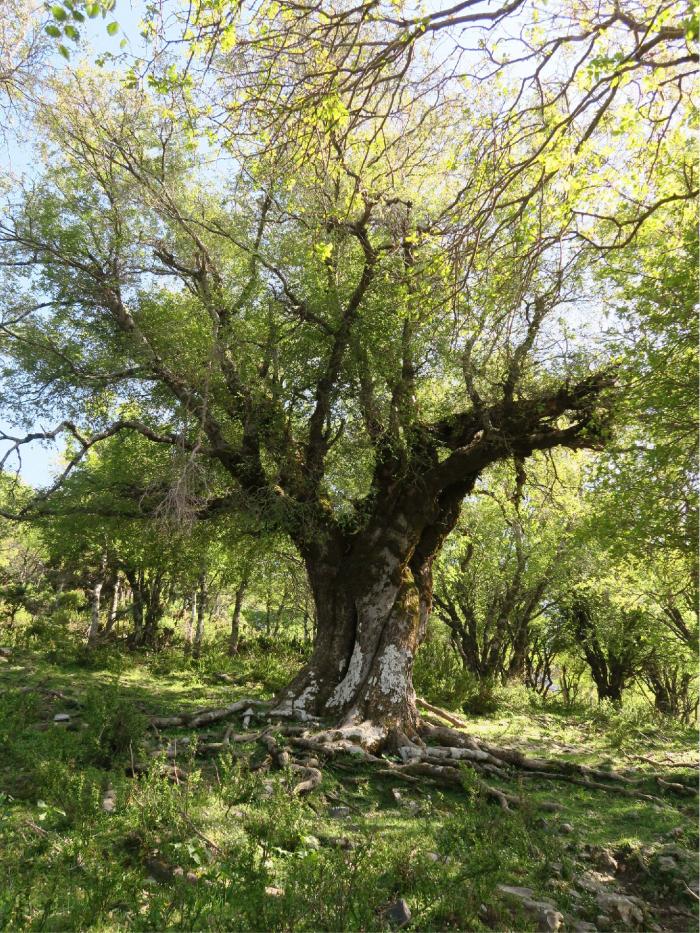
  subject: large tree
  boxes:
[0,0,693,747]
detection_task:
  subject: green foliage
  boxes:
[593,216,698,558]
[413,628,474,709]
[80,684,146,767]
[42,0,120,57]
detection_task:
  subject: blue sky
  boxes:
[0,1,147,488]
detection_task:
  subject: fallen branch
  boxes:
[629,755,698,770]
[416,697,470,728]
[150,698,270,730]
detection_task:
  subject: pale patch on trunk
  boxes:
[325,568,403,712]
[326,643,364,708]
[378,644,411,700]
[273,677,319,721]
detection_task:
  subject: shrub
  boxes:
[81,685,146,767]
[413,635,474,709]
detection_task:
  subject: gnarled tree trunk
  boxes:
[273,490,466,748]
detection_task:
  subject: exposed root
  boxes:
[290,764,323,795]
[313,721,391,754]
[390,759,522,810]
[288,734,382,763]
[656,777,698,797]
[147,699,693,814]
[268,697,321,724]
[416,722,693,801]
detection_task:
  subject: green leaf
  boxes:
[64,24,80,40]
[106,20,119,35]
[58,43,70,59]
[51,5,68,20]
[45,24,62,37]
[85,2,100,17]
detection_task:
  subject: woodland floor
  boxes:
[0,641,697,932]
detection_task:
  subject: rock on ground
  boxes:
[381,898,412,928]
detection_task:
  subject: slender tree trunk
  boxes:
[139,576,163,648]
[272,587,287,637]
[193,573,207,660]
[102,576,121,636]
[264,588,272,636]
[229,579,247,655]
[184,591,196,654]
[86,554,107,647]
[126,571,144,644]
[86,579,104,646]
[52,580,65,613]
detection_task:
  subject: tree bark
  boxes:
[193,573,207,660]
[101,575,121,637]
[272,489,466,748]
[86,578,104,647]
[184,591,196,654]
[143,590,162,646]
[86,554,107,647]
[229,578,247,655]
[125,568,144,641]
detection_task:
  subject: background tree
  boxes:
[0,476,48,627]
[433,452,582,694]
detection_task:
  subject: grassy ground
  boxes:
[0,639,697,932]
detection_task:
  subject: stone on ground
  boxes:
[381,898,412,928]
